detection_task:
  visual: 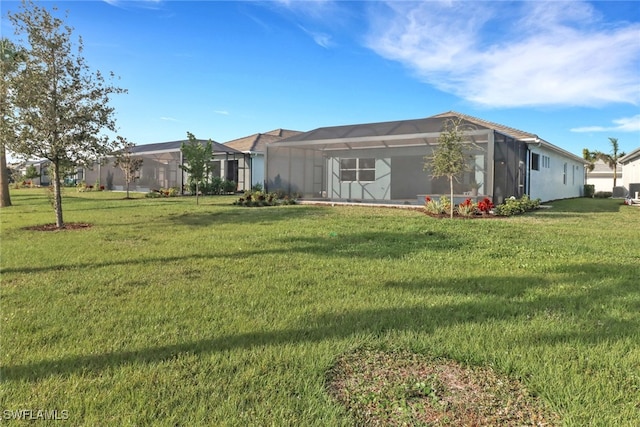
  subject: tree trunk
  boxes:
[126,181,130,199]
[0,144,11,207]
[449,176,454,218]
[52,162,64,228]
[196,182,199,205]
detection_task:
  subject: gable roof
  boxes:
[131,139,241,155]
[224,129,302,153]
[278,111,538,144]
[273,111,587,164]
[430,111,538,141]
[619,147,640,164]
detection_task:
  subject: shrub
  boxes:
[223,180,236,194]
[456,198,476,217]
[424,196,448,215]
[477,197,494,214]
[584,184,595,198]
[494,195,540,216]
[233,190,297,207]
[594,191,612,198]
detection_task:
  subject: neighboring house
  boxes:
[619,147,640,199]
[83,138,244,192]
[15,160,49,186]
[12,159,83,186]
[224,129,302,191]
[265,111,588,204]
[586,159,623,194]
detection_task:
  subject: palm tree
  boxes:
[595,138,625,188]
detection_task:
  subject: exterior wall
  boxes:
[328,157,391,201]
[586,159,623,193]
[251,155,265,189]
[528,146,585,202]
[621,153,640,194]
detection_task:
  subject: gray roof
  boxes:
[278,111,536,144]
[274,111,586,164]
[224,129,302,153]
[131,139,242,155]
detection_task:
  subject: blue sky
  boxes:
[3,0,639,157]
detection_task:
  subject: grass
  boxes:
[1,188,639,425]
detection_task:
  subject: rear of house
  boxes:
[265,112,587,205]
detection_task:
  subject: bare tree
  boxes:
[7,1,126,228]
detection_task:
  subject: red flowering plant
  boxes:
[456,198,476,217]
[424,196,445,215]
[477,197,494,215]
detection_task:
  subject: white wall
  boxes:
[329,157,391,200]
[621,155,640,190]
[529,147,585,202]
[252,155,265,188]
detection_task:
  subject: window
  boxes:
[542,155,550,168]
[563,162,567,185]
[340,158,376,182]
[531,153,540,171]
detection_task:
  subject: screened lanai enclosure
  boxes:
[266,113,531,205]
[83,139,246,193]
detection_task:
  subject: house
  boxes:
[14,160,50,186]
[586,159,623,194]
[265,111,588,204]
[83,138,244,193]
[619,147,640,200]
[224,129,302,191]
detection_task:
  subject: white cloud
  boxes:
[214,110,230,116]
[298,25,333,48]
[160,116,178,122]
[571,114,640,133]
[366,1,640,108]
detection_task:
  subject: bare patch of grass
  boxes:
[328,349,559,426]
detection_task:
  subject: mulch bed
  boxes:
[23,223,93,231]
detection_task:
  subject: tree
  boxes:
[582,148,597,172]
[424,118,473,218]
[180,132,213,205]
[7,1,126,228]
[112,136,143,199]
[24,163,39,186]
[595,138,625,189]
[0,38,26,207]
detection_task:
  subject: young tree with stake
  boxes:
[113,136,143,199]
[180,132,213,205]
[425,118,474,218]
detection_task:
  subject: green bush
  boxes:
[494,195,540,216]
[223,180,237,194]
[584,184,595,198]
[233,190,296,207]
[594,191,612,198]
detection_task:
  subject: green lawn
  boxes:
[1,189,639,425]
